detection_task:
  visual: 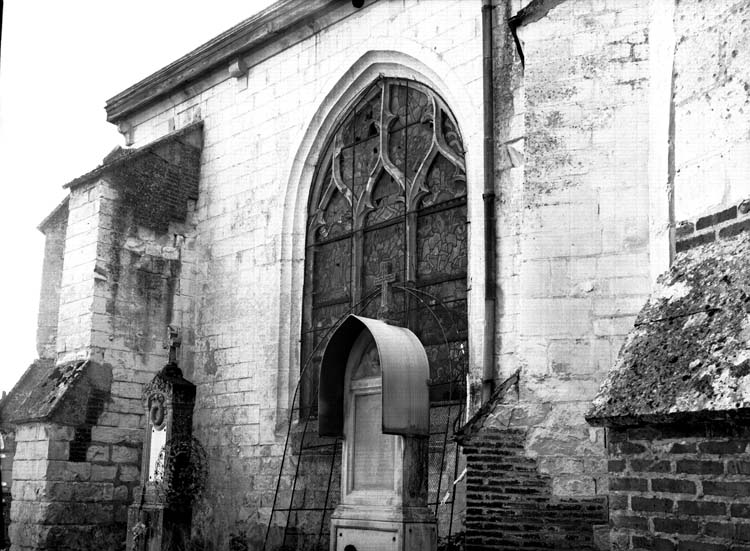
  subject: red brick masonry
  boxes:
[607,422,750,551]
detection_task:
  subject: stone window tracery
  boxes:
[302,78,468,416]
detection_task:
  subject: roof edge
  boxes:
[454,370,520,444]
[63,121,204,191]
[104,0,346,124]
[37,196,70,233]
[586,407,750,428]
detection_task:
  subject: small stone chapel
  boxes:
[2,0,750,550]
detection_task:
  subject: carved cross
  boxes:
[166,325,182,365]
[374,261,397,320]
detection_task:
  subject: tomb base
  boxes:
[126,503,191,551]
[330,505,436,551]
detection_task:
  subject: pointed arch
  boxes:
[298,76,468,414]
[276,47,484,418]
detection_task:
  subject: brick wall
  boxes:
[463,429,607,551]
[675,199,750,253]
[608,422,750,550]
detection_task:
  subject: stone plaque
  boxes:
[352,392,394,491]
[148,426,166,481]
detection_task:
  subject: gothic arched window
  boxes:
[301,78,468,416]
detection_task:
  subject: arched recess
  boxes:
[277,48,484,420]
[318,314,429,437]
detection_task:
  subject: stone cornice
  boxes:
[104,0,345,124]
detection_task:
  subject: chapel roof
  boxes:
[0,359,97,427]
[587,230,750,427]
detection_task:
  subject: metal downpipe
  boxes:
[481,0,497,404]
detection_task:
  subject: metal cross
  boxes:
[374,261,397,320]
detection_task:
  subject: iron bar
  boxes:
[317,438,340,549]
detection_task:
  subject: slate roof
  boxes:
[0,358,114,428]
[0,359,84,426]
[587,231,750,427]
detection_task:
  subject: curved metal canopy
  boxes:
[318,315,430,437]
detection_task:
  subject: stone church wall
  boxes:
[115,2,485,547]
[673,0,750,222]
[36,203,68,361]
[1,430,15,548]
[486,0,655,548]
[9,421,133,551]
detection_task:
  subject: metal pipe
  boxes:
[481,0,497,403]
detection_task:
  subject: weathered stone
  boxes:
[110,445,139,464]
[118,465,139,483]
[85,445,109,463]
[588,231,750,424]
[90,465,117,482]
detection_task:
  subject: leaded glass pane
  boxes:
[424,341,468,401]
[389,84,408,131]
[419,279,467,305]
[411,296,468,347]
[367,172,404,226]
[405,120,433,183]
[363,222,405,293]
[353,137,379,199]
[317,188,352,241]
[353,90,381,144]
[339,146,354,195]
[310,302,350,346]
[387,127,406,177]
[441,110,464,158]
[342,112,355,145]
[406,86,432,126]
[313,239,351,305]
[416,206,467,282]
[421,155,467,208]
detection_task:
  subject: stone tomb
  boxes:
[319,315,436,551]
[126,339,197,551]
